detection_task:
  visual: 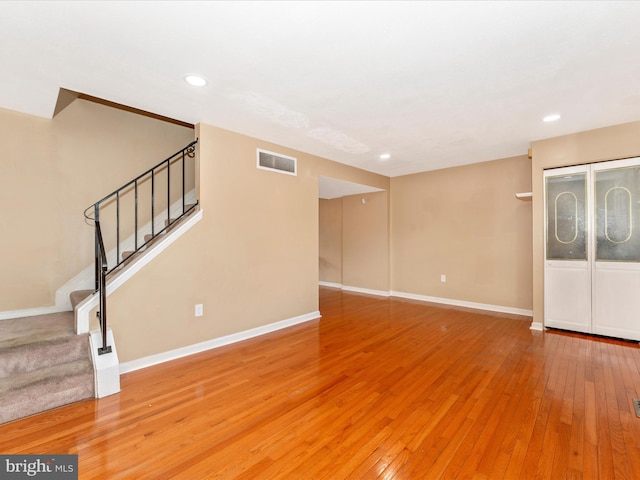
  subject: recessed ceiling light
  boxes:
[379,153,391,160]
[543,114,561,122]
[184,74,207,87]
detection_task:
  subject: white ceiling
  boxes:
[2,1,640,178]
[318,176,384,200]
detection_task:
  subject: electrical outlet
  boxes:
[195,304,203,317]
[441,274,446,283]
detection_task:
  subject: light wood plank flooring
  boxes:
[1,287,640,479]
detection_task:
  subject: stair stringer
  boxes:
[0,190,197,321]
[76,208,203,398]
[62,189,199,313]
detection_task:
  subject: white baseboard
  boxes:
[529,322,544,331]
[318,284,532,317]
[390,290,533,317]
[318,281,389,297]
[0,304,69,321]
[318,282,390,297]
[0,262,93,321]
[342,285,391,297]
[119,310,321,374]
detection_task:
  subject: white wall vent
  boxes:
[257,149,297,176]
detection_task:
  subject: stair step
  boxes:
[164,204,197,228]
[0,312,75,351]
[0,311,89,378]
[0,331,90,378]
[0,357,92,394]
[0,310,95,424]
[70,289,95,310]
[0,359,94,424]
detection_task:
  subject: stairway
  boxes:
[0,143,201,424]
[0,305,94,424]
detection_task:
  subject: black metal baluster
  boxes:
[94,204,100,291]
[182,149,186,214]
[134,179,138,250]
[167,158,171,227]
[95,221,111,355]
[116,191,120,266]
[151,169,155,238]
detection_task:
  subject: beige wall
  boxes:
[342,191,389,291]
[0,100,194,311]
[530,121,640,325]
[6,93,564,363]
[319,191,390,292]
[391,155,533,310]
[107,124,389,362]
[319,198,343,284]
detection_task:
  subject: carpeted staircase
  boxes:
[0,299,95,424]
[0,144,200,425]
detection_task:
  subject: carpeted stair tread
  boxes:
[0,312,75,350]
[164,203,197,229]
[122,250,135,261]
[0,310,96,424]
[0,358,93,394]
[0,331,90,378]
[0,359,94,424]
[70,289,95,310]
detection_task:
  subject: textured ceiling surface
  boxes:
[2,1,640,177]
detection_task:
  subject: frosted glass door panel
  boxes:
[546,174,587,260]
[595,166,640,261]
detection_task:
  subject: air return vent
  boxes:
[257,149,297,176]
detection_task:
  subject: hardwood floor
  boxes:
[2,287,640,479]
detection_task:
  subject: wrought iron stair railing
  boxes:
[83,139,198,354]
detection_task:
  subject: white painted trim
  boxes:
[55,267,94,312]
[390,290,533,317]
[342,286,391,297]
[119,310,321,374]
[0,305,69,321]
[89,328,120,398]
[75,209,203,334]
[318,285,533,317]
[530,322,544,331]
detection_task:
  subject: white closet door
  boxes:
[592,158,640,341]
[544,166,591,333]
